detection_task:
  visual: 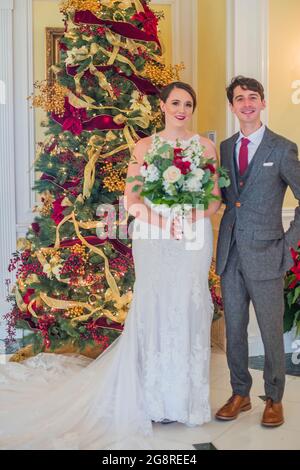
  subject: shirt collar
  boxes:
[236,124,266,145]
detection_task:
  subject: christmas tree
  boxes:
[6,0,186,359]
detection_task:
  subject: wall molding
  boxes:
[0,0,17,338]
[226,0,269,136]
[153,0,198,131]
[14,0,36,227]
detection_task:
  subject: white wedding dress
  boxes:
[0,136,214,450]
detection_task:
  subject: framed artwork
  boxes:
[45,27,64,83]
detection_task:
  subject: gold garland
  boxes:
[103,163,127,192]
[142,62,185,87]
[30,82,68,116]
[60,0,102,14]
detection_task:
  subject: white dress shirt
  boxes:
[235,124,266,169]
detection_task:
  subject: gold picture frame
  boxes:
[46,27,64,83]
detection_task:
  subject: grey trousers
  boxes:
[220,242,286,402]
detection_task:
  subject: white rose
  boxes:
[163,166,181,184]
[192,168,205,180]
[185,176,203,192]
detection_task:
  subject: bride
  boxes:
[0,82,221,450]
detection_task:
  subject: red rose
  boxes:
[173,157,191,175]
[174,147,184,158]
[204,163,216,174]
[173,148,191,175]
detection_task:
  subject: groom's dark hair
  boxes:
[226,76,265,104]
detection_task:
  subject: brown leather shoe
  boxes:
[261,399,284,427]
[215,394,251,421]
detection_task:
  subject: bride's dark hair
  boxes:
[160,81,197,112]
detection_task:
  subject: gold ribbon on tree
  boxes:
[100,0,144,13]
[29,210,132,323]
[62,94,150,197]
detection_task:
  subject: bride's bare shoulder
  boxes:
[198,135,216,150]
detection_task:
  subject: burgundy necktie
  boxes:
[238,137,250,176]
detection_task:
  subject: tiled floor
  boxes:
[1,345,300,450]
[153,345,300,450]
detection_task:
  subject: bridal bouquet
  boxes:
[127,135,230,209]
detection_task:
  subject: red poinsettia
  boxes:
[289,247,300,289]
[131,4,158,37]
[52,97,87,136]
[173,148,191,175]
[51,196,66,225]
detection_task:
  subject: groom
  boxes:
[216,76,300,427]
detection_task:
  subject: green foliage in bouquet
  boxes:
[128,135,230,208]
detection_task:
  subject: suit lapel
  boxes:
[239,127,276,201]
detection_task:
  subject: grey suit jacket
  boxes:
[216,127,300,280]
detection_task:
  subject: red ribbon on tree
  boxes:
[74,11,161,48]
